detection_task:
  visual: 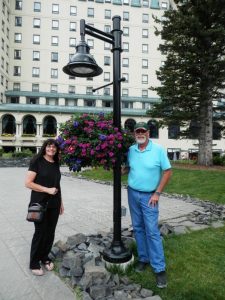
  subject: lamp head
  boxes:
[63,41,103,77]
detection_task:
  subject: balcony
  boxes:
[0,134,16,141]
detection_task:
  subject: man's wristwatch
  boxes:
[155,191,161,196]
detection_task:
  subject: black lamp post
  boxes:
[63,16,132,264]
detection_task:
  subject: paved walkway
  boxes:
[0,167,205,300]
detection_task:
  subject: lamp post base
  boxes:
[102,242,132,264]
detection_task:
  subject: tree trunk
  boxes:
[198,100,213,166]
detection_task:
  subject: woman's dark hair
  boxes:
[31,139,60,163]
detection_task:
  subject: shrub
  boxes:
[13,149,33,158]
[0,149,4,157]
[213,155,225,166]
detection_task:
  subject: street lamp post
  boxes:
[63,16,132,264]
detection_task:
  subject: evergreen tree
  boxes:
[149,0,225,166]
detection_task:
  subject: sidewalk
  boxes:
[0,167,204,300]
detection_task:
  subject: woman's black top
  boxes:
[28,156,61,209]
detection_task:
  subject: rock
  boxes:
[66,233,87,249]
[140,288,154,297]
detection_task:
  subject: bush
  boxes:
[213,155,225,166]
[13,149,33,158]
[0,149,4,157]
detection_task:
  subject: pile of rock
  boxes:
[50,231,162,300]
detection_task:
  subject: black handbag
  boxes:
[26,203,46,223]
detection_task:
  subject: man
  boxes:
[124,122,172,288]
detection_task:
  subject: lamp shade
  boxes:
[63,41,103,77]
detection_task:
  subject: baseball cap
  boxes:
[134,122,149,131]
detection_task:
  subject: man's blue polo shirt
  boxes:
[127,140,171,192]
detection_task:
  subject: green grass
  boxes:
[126,227,225,300]
[75,167,225,204]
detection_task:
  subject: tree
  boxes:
[148,0,225,166]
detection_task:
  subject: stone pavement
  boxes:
[0,167,206,300]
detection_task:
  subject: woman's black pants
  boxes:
[30,207,60,269]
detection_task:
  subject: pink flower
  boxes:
[117,144,122,148]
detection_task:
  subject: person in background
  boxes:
[123,122,172,288]
[25,139,64,276]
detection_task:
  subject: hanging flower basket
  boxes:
[57,113,134,172]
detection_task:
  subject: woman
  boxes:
[25,139,64,276]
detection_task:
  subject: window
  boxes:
[51,36,58,46]
[86,87,93,94]
[32,83,39,92]
[142,0,149,7]
[15,16,22,26]
[123,27,129,36]
[52,4,59,14]
[142,90,148,98]
[104,25,111,33]
[122,73,129,82]
[13,83,20,91]
[142,74,148,84]
[14,49,21,60]
[50,84,58,93]
[105,0,111,2]
[123,42,129,52]
[122,102,133,109]
[104,72,110,82]
[87,39,94,49]
[15,0,22,10]
[2,1,5,15]
[33,34,40,44]
[142,44,148,53]
[34,2,41,12]
[142,29,148,38]
[33,18,41,28]
[102,101,112,108]
[66,99,77,106]
[47,98,58,105]
[15,33,22,43]
[122,88,128,96]
[148,120,159,138]
[51,52,58,62]
[168,124,180,139]
[84,99,95,107]
[1,75,4,86]
[142,59,148,68]
[32,67,40,77]
[105,9,111,19]
[51,69,58,78]
[9,96,19,103]
[104,56,111,66]
[1,38,4,50]
[1,57,4,69]
[69,38,76,47]
[88,8,94,17]
[104,42,111,50]
[52,20,59,30]
[68,85,75,93]
[123,12,129,21]
[14,66,21,76]
[161,1,168,9]
[6,63,8,73]
[123,0,129,4]
[70,22,76,31]
[104,87,110,95]
[70,6,77,15]
[142,102,151,109]
[122,58,129,67]
[33,51,40,61]
[2,20,5,33]
[142,13,149,23]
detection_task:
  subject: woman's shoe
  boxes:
[31,268,44,276]
[43,261,54,271]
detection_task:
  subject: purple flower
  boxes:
[73,121,79,127]
[99,134,107,141]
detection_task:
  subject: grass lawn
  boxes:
[75,166,225,204]
[126,227,225,300]
[70,166,225,300]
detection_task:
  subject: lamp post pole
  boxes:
[62,16,132,264]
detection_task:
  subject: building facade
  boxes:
[0,0,224,158]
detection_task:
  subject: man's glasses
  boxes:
[135,129,147,134]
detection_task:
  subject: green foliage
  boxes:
[213,155,225,166]
[12,149,33,158]
[0,149,3,157]
[149,0,225,165]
